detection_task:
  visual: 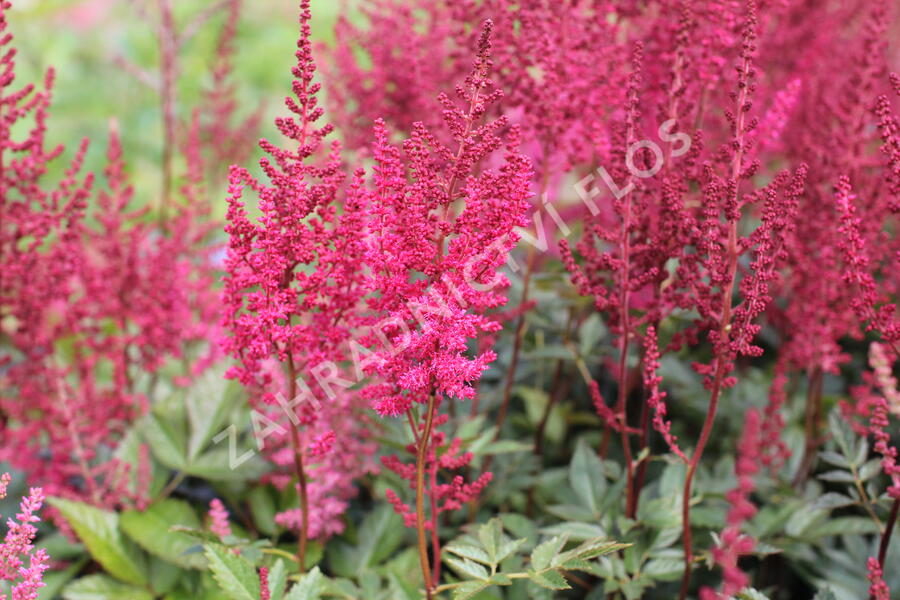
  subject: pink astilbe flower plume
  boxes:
[0,475,49,600]
[356,20,532,595]
[207,498,232,540]
[221,0,375,559]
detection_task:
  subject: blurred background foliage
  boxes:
[11,0,350,218]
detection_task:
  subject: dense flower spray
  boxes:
[0,0,224,515]
[0,474,49,600]
[221,0,375,568]
[356,20,532,596]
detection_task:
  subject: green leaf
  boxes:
[858,459,882,481]
[452,581,490,600]
[809,493,856,511]
[326,505,403,577]
[496,538,526,564]
[569,439,605,514]
[285,566,324,600]
[204,544,259,600]
[248,486,280,537]
[477,439,533,455]
[120,499,206,569]
[478,518,503,565]
[528,569,570,590]
[140,412,188,470]
[37,531,85,560]
[819,451,850,469]
[539,522,605,542]
[186,446,269,481]
[817,470,856,483]
[62,574,153,600]
[38,558,88,600]
[736,589,772,600]
[148,556,182,596]
[812,517,880,537]
[48,498,147,586]
[186,368,240,460]
[267,559,288,600]
[813,588,838,600]
[642,558,683,581]
[445,556,490,580]
[531,535,568,571]
[445,543,492,566]
[579,313,607,356]
[570,539,628,561]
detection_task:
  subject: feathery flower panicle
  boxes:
[867,343,900,499]
[642,327,685,461]
[201,0,263,178]
[0,475,48,600]
[258,566,270,600]
[359,20,533,419]
[3,120,219,514]
[867,557,890,600]
[835,176,900,346]
[208,498,232,540]
[221,0,375,544]
[354,21,531,594]
[383,414,492,529]
[327,0,626,180]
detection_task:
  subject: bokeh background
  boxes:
[12,0,349,217]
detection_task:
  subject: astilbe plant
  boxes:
[320,0,900,597]
[357,22,532,597]
[222,0,376,569]
[0,0,223,517]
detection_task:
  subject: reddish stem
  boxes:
[414,395,438,599]
[286,354,309,573]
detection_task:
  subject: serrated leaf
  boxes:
[531,535,568,571]
[496,538,526,563]
[267,559,288,600]
[62,574,153,600]
[445,556,490,580]
[285,567,324,600]
[204,544,259,600]
[444,543,492,565]
[48,498,147,586]
[528,569,570,590]
[539,521,605,542]
[452,581,490,600]
[570,539,629,560]
[478,518,502,564]
[120,499,205,569]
